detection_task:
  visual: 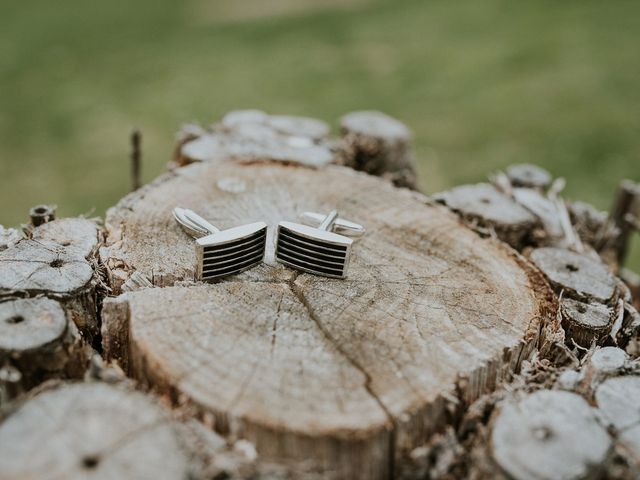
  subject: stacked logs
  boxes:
[0,215,101,401]
[0,110,638,479]
[434,162,640,478]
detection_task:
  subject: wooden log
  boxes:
[434,183,539,249]
[0,219,101,340]
[506,163,552,190]
[0,382,190,479]
[0,298,90,401]
[595,376,640,467]
[491,390,611,480]
[222,109,331,140]
[339,111,418,190]
[100,160,556,478]
[529,247,618,304]
[177,110,334,169]
[589,346,628,375]
[560,298,614,347]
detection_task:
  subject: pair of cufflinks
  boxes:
[173,207,364,281]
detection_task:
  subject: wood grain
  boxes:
[0,382,189,480]
[101,160,555,478]
[491,390,611,480]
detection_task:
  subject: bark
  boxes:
[100,160,556,478]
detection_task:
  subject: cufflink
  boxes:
[173,207,267,281]
[275,210,364,278]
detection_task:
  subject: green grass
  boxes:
[1,0,638,268]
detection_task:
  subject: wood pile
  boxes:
[0,110,638,479]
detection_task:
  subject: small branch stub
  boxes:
[131,129,142,191]
[506,163,552,190]
[601,179,640,266]
[29,205,55,227]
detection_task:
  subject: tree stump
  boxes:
[560,298,614,347]
[529,247,618,304]
[31,217,101,259]
[505,164,552,190]
[339,111,418,190]
[490,390,611,480]
[0,218,101,340]
[0,298,89,401]
[100,160,555,478]
[0,382,190,480]
[434,183,539,249]
[177,110,334,169]
[595,376,640,465]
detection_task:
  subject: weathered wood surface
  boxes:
[177,109,335,169]
[529,247,618,304]
[505,164,552,190]
[595,376,640,464]
[0,382,190,480]
[0,298,89,400]
[100,160,555,478]
[338,110,418,190]
[434,183,539,248]
[1,106,639,479]
[0,218,101,341]
[491,390,611,480]
[560,298,613,347]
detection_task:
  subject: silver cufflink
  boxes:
[275,210,364,278]
[173,207,267,281]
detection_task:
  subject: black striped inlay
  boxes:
[278,228,347,253]
[201,254,263,280]
[203,235,265,260]
[202,229,266,253]
[200,228,266,280]
[276,227,346,277]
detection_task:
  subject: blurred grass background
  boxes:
[0,0,638,268]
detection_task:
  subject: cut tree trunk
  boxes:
[490,390,612,480]
[100,160,556,479]
[339,111,418,190]
[434,183,539,249]
[0,382,190,480]
[0,297,90,402]
[0,218,102,342]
